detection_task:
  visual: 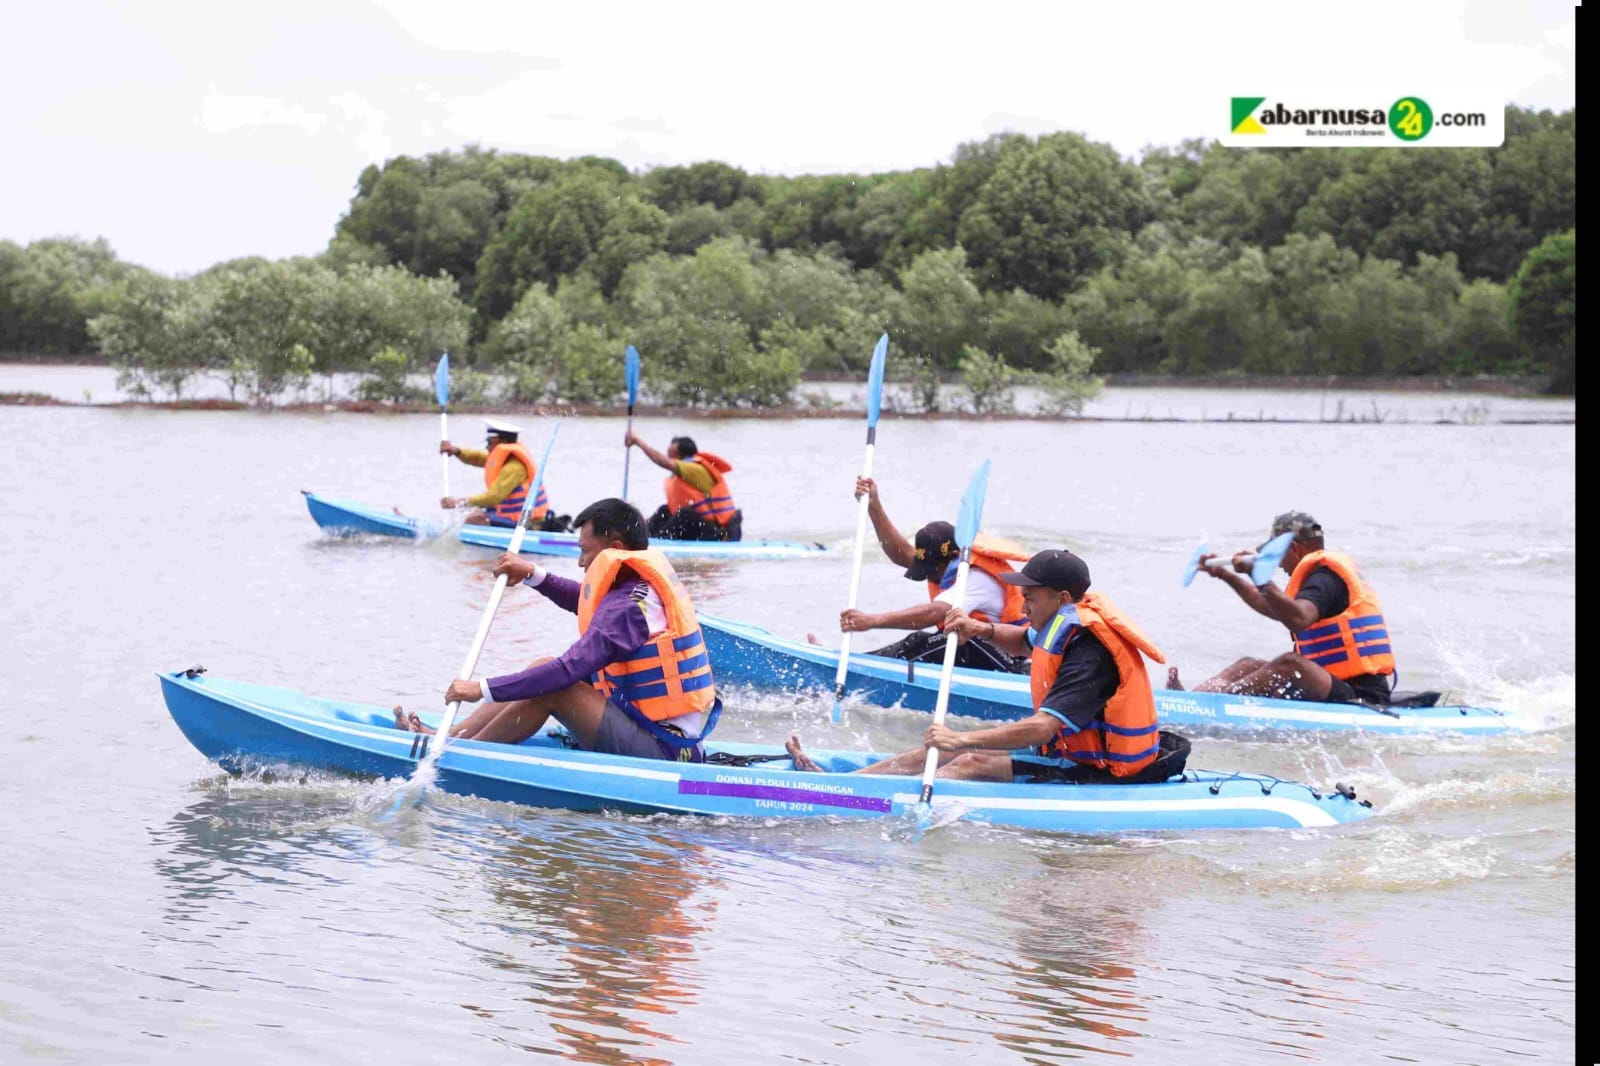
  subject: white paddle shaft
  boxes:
[1203,552,1258,571]
[420,517,534,768]
[622,410,633,500]
[440,411,450,497]
[919,551,972,802]
[419,421,559,769]
[832,442,877,701]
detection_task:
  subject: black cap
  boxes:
[904,521,956,581]
[997,549,1091,599]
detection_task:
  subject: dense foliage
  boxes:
[1,106,1575,404]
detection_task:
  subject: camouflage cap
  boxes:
[1270,510,1323,540]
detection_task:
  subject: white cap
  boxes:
[483,417,524,437]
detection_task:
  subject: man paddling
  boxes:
[623,431,742,542]
[788,550,1190,784]
[393,498,719,761]
[827,476,1030,673]
[440,417,569,531]
[1168,511,1397,705]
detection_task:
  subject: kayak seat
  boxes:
[331,707,390,727]
[1384,690,1443,709]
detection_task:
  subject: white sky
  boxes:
[1,0,1575,277]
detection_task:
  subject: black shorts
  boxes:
[647,505,742,543]
[487,512,571,532]
[590,702,704,763]
[1325,673,1393,706]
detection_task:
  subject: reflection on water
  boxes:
[128,763,1574,1063]
[1001,890,1147,1058]
[478,822,714,1063]
[147,783,719,1062]
[152,780,383,903]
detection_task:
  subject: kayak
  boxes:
[698,614,1527,736]
[303,491,430,539]
[158,670,1373,833]
[459,525,831,560]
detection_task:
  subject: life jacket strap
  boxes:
[614,695,722,751]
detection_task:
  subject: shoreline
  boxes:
[0,355,1556,397]
[0,391,1574,425]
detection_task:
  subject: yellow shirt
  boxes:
[456,446,527,508]
[672,459,717,495]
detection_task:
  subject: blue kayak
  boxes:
[699,615,1527,736]
[460,525,831,560]
[158,671,1373,833]
[303,491,432,539]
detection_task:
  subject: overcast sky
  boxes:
[1,0,1575,276]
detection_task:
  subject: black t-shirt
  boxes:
[1036,627,1120,732]
[1293,566,1349,619]
[1294,565,1391,703]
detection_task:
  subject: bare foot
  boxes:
[1166,667,1185,691]
[785,733,827,773]
[392,506,404,516]
[393,706,433,734]
[806,632,821,646]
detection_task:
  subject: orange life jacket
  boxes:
[1284,550,1396,680]
[663,453,737,525]
[1030,592,1165,776]
[578,548,718,737]
[925,534,1030,625]
[484,442,549,523]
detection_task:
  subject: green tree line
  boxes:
[0,106,1575,403]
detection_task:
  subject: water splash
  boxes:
[1382,768,1574,817]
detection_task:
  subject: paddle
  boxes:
[1180,531,1295,588]
[830,333,890,723]
[414,419,562,768]
[918,458,990,807]
[621,345,641,500]
[435,352,451,499]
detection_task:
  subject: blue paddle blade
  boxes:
[625,345,641,405]
[1180,542,1210,587]
[433,352,450,407]
[954,459,990,549]
[1251,531,1295,585]
[865,333,888,428]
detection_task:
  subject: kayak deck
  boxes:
[159,671,1373,832]
[458,524,829,560]
[698,614,1526,736]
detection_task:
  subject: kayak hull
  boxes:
[699,615,1525,736]
[303,491,424,539]
[459,525,829,560]
[159,671,1372,833]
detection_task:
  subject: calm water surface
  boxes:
[0,397,1574,1064]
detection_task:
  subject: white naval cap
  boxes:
[483,417,525,437]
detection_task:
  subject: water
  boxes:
[0,392,1574,1063]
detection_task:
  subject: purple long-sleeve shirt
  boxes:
[482,572,653,703]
